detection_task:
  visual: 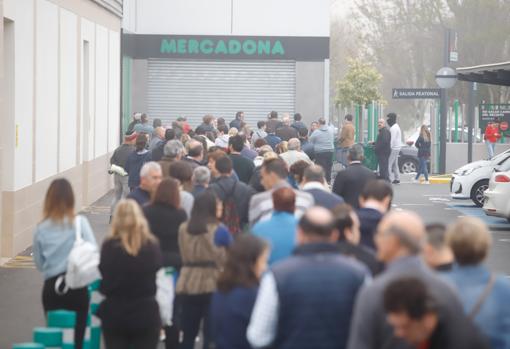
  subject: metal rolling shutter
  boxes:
[147,59,296,128]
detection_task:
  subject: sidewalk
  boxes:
[0,191,113,348]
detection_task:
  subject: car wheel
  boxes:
[400,159,418,174]
[470,179,489,207]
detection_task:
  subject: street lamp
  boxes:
[436,67,457,89]
[435,66,457,174]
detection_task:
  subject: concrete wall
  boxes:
[296,61,325,125]
[1,0,121,259]
[123,0,330,37]
[446,143,510,173]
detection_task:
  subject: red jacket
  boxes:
[485,124,501,143]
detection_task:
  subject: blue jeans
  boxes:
[486,141,496,159]
[335,147,350,168]
[415,157,429,181]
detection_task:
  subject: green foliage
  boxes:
[335,58,383,107]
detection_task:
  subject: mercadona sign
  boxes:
[122,34,330,61]
[160,38,285,56]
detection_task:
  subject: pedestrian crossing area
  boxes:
[1,255,35,269]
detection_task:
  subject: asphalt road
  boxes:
[1,179,509,347]
[393,174,510,275]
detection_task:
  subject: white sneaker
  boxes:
[412,178,419,183]
[422,180,430,184]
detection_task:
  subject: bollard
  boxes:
[12,344,45,349]
[90,325,101,349]
[90,303,99,315]
[33,327,63,347]
[88,280,101,293]
[47,310,76,328]
[47,310,76,345]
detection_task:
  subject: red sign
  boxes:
[501,121,509,131]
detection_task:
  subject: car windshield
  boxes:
[496,156,510,171]
[492,149,510,164]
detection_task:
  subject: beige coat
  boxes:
[339,122,355,148]
[175,222,226,295]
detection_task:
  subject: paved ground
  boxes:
[1,176,509,347]
[393,174,510,275]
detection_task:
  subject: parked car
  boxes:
[406,127,482,145]
[450,149,510,207]
[398,145,428,174]
[483,168,510,222]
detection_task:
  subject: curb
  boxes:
[429,177,451,184]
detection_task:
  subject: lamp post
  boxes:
[436,66,457,174]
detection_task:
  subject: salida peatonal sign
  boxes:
[122,34,330,61]
[392,88,441,99]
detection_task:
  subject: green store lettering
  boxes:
[160,38,285,56]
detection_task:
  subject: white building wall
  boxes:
[4,0,34,191]
[233,0,330,37]
[1,0,121,262]
[94,24,109,157]
[122,0,136,32]
[108,30,120,152]
[81,18,96,163]
[123,0,330,37]
[59,8,78,172]
[2,0,121,190]
[35,0,59,182]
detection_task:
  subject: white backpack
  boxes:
[55,216,100,294]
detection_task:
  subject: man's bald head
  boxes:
[297,206,337,244]
[379,211,425,240]
[376,210,426,262]
[187,140,204,159]
[155,126,165,139]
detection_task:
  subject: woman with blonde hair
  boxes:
[97,199,162,349]
[414,125,431,184]
[228,127,239,137]
[275,141,289,155]
[33,178,97,349]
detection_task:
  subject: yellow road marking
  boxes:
[1,255,35,269]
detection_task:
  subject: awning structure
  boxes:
[457,61,510,86]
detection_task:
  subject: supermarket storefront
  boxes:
[121,34,330,129]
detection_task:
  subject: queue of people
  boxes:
[32,110,510,349]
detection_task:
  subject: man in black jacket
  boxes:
[332,144,377,209]
[151,128,176,162]
[357,179,393,250]
[374,119,391,181]
[333,204,382,275]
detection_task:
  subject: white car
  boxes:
[483,169,510,222]
[450,149,510,207]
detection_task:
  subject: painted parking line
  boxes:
[448,203,510,229]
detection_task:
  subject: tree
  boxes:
[445,0,510,103]
[335,58,384,108]
[351,0,446,131]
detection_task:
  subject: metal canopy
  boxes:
[457,61,510,86]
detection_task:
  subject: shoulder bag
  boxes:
[55,216,100,295]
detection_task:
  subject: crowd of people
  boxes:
[32,110,510,349]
